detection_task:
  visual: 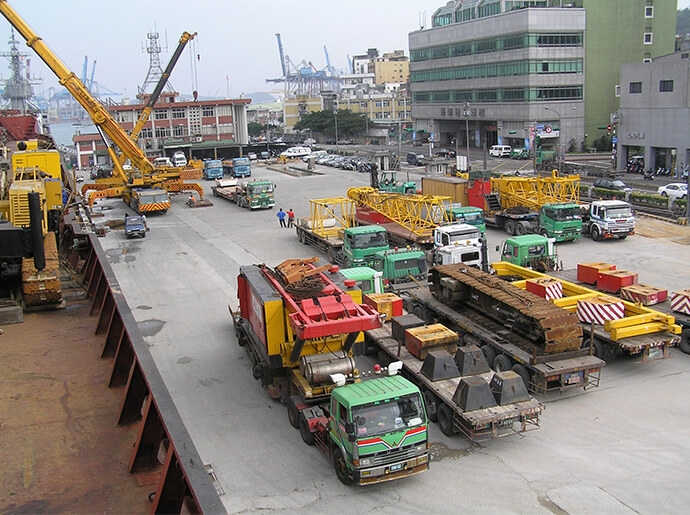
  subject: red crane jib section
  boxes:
[262,267,382,340]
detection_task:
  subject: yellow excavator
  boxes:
[0,1,206,214]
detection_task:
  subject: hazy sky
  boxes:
[0,0,433,100]
[1,1,688,102]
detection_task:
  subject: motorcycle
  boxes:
[643,169,654,180]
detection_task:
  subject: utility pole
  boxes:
[463,102,470,171]
[545,106,562,175]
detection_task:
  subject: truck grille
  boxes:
[366,444,419,466]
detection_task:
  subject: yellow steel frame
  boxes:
[347,186,453,237]
[308,197,356,238]
[491,261,682,340]
[491,171,581,211]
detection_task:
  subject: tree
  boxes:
[294,109,367,139]
[247,122,263,137]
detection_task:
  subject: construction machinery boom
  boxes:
[491,172,580,211]
[347,186,453,240]
[0,1,204,208]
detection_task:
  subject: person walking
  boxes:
[277,208,287,227]
[287,208,295,228]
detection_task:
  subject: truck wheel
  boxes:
[592,339,605,360]
[327,248,336,264]
[333,449,353,485]
[679,331,690,354]
[493,354,512,372]
[423,390,438,422]
[511,364,531,390]
[504,220,515,236]
[252,363,263,381]
[287,398,300,429]
[539,228,549,237]
[299,414,315,445]
[591,225,602,241]
[437,403,455,437]
[514,221,527,236]
[481,345,496,368]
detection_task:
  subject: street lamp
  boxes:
[463,102,471,171]
[544,106,561,175]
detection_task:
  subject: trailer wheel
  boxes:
[327,248,336,264]
[493,354,512,372]
[252,363,263,381]
[511,364,531,390]
[287,398,300,429]
[591,339,605,360]
[680,331,690,354]
[437,403,455,437]
[514,221,527,236]
[423,390,438,422]
[481,345,496,367]
[299,415,315,445]
[504,220,516,236]
[333,449,353,485]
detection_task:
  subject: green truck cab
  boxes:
[371,248,428,287]
[238,179,275,209]
[342,226,390,267]
[539,203,582,242]
[328,373,429,485]
[338,266,384,295]
[498,234,560,272]
[448,205,486,234]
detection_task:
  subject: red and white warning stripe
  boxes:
[577,297,625,325]
[671,290,690,315]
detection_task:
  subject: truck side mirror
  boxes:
[495,245,499,252]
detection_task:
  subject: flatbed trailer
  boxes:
[493,263,682,362]
[295,220,347,266]
[399,287,604,395]
[364,325,543,440]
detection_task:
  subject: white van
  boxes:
[280,146,312,158]
[153,156,173,167]
[172,152,187,167]
[489,145,512,157]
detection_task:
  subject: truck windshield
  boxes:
[352,394,424,437]
[550,207,581,221]
[442,229,480,246]
[606,206,633,219]
[249,183,273,194]
[352,232,388,249]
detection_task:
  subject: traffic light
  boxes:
[535,134,542,149]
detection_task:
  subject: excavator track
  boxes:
[430,264,583,354]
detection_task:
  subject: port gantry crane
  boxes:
[0,1,205,212]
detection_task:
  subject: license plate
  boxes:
[566,372,582,384]
[389,463,403,472]
[648,347,663,360]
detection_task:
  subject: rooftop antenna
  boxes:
[419,10,426,30]
[139,29,173,95]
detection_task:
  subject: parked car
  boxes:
[489,145,512,157]
[406,152,427,166]
[435,148,456,158]
[247,152,258,161]
[592,178,632,193]
[657,182,688,200]
[510,148,530,159]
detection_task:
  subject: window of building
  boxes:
[154,109,169,120]
[154,126,170,138]
[360,101,368,108]
[659,80,674,92]
[629,82,642,94]
[172,107,186,119]
[643,32,653,44]
[383,100,390,107]
[140,128,152,139]
[375,100,383,108]
[202,106,215,117]
[172,125,187,137]
[615,85,620,97]
[216,105,234,117]
[645,6,654,18]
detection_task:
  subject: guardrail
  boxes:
[62,213,226,514]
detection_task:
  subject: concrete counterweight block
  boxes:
[452,376,497,411]
[454,345,491,376]
[420,350,460,381]
[490,370,530,405]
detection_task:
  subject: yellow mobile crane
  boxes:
[0,1,205,214]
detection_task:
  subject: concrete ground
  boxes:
[86,162,690,514]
